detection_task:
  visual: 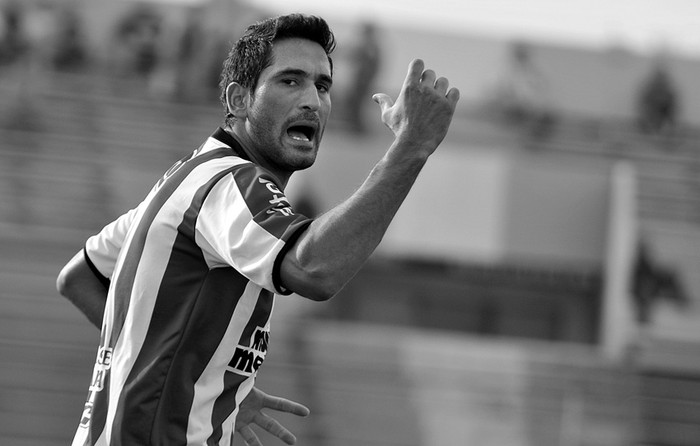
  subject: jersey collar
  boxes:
[212,127,251,161]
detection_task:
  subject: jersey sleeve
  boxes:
[195,164,312,294]
[84,206,140,282]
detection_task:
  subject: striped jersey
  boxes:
[74,128,312,446]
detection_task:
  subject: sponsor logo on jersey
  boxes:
[259,178,294,216]
[79,346,114,428]
[228,327,269,376]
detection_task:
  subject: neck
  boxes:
[223,125,291,188]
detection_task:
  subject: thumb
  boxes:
[372,93,394,111]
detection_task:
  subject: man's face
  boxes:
[243,38,332,178]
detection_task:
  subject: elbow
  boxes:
[56,266,81,301]
[279,250,352,301]
[56,267,69,297]
[283,267,345,302]
[56,253,85,299]
[297,273,342,302]
[56,250,83,298]
[302,283,337,302]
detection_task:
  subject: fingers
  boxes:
[446,87,460,109]
[420,65,460,110]
[262,394,310,417]
[375,60,455,110]
[405,58,425,86]
[434,76,449,95]
[254,412,298,445]
[374,58,460,137]
[239,425,263,446]
[420,69,436,87]
[237,389,307,445]
[372,93,394,112]
[408,59,459,102]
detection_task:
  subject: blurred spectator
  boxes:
[343,21,382,133]
[51,5,88,71]
[172,6,206,101]
[174,2,257,102]
[632,240,688,324]
[0,0,27,66]
[489,41,556,139]
[636,60,679,136]
[24,1,58,70]
[114,5,162,78]
[1,1,56,131]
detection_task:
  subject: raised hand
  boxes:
[372,59,460,157]
[235,387,310,446]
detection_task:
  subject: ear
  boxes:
[225,82,250,120]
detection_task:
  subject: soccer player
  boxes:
[57,13,459,446]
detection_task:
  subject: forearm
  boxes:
[280,144,428,300]
[281,59,459,300]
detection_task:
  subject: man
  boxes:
[57,13,459,446]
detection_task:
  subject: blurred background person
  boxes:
[488,40,557,140]
[342,20,382,133]
[636,56,680,138]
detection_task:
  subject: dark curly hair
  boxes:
[219,14,336,128]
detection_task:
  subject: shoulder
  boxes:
[224,162,283,190]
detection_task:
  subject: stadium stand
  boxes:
[2,37,699,446]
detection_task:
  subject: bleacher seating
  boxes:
[536,115,700,227]
[302,321,639,446]
[2,70,699,445]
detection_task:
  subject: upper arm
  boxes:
[195,166,312,294]
[57,206,139,327]
[84,206,139,279]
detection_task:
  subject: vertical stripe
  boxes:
[237,290,273,348]
[77,129,306,445]
[112,164,247,445]
[206,372,248,445]
[89,373,110,445]
[161,268,247,443]
[109,148,231,351]
[185,283,259,444]
[207,289,274,444]
[92,149,230,445]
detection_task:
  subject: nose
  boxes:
[300,84,321,111]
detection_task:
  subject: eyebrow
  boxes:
[275,68,333,87]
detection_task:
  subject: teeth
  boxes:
[288,129,310,142]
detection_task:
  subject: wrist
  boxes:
[389,136,434,162]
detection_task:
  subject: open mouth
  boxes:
[286,124,317,142]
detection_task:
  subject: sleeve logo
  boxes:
[259,178,294,217]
